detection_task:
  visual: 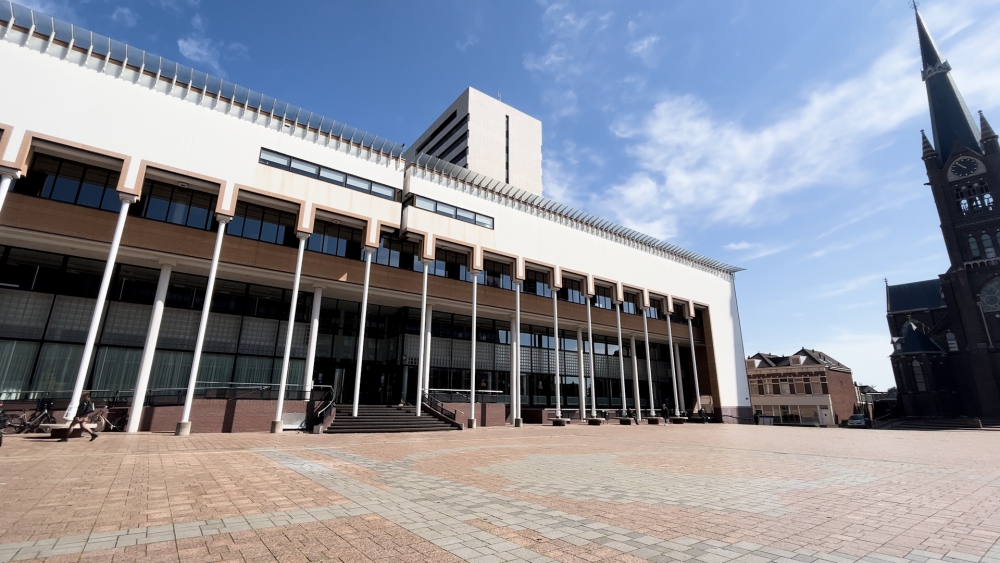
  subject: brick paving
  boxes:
[0,424,998,562]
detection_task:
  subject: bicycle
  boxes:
[12,400,56,434]
[86,406,128,433]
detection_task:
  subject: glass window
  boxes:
[414,196,436,212]
[167,189,191,225]
[77,168,108,209]
[346,176,370,193]
[483,259,512,290]
[593,286,613,310]
[371,183,395,200]
[259,149,290,169]
[436,203,457,218]
[476,214,494,229]
[290,159,319,177]
[623,292,639,315]
[912,360,927,392]
[524,268,550,298]
[558,278,586,304]
[970,236,981,258]
[225,201,297,247]
[984,234,996,259]
[320,168,346,185]
[51,162,84,203]
[456,208,476,223]
[946,331,958,351]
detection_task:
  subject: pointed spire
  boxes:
[921,130,937,160]
[915,10,946,80]
[915,9,981,161]
[981,111,1000,155]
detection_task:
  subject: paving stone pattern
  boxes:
[0,425,999,562]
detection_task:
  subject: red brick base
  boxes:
[139,400,310,433]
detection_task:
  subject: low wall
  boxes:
[139,400,310,433]
[441,402,507,427]
[522,408,588,424]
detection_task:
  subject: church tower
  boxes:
[910,9,1000,418]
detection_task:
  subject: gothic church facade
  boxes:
[886,11,1000,419]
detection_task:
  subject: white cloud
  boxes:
[600,3,1000,243]
[626,34,659,65]
[111,6,138,28]
[724,241,751,251]
[455,34,479,53]
[176,13,248,78]
[722,241,791,261]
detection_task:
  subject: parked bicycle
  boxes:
[3,399,56,434]
[86,406,128,433]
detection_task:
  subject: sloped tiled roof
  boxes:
[887,279,946,313]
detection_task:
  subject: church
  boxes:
[885,10,1000,419]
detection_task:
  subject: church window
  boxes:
[983,234,996,258]
[946,332,958,352]
[970,236,980,258]
[911,360,926,392]
[982,278,1000,312]
[956,181,992,215]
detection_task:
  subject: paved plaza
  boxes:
[0,424,999,563]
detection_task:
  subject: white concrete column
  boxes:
[586,296,597,419]
[0,172,16,217]
[423,304,433,399]
[509,313,518,425]
[272,233,309,433]
[415,260,430,416]
[126,263,171,433]
[614,303,627,417]
[304,287,322,401]
[177,215,231,435]
[675,342,687,414]
[642,309,656,417]
[576,328,585,420]
[351,247,375,417]
[688,316,702,413]
[514,280,522,425]
[667,317,680,417]
[629,334,642,421]
[469,270,480,428]
[65,193,136,422]
[552,290,562,420]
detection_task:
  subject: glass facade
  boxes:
[227,201,298,247]
[129,179,219,231]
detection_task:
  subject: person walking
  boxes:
[61,392,98,442]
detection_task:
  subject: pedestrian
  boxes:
[61,392,98,442]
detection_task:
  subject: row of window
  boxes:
[750,376,829,396]
[406,194,495,229]
[968,232,1000,260]
[13,154,123,212]
[259,148,397,201]
[12,153,690,325]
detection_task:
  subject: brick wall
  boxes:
[139,400,309,433]
[441,402,506,427]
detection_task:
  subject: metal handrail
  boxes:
[422,393,457,421]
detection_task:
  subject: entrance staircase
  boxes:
[324,404,458,434]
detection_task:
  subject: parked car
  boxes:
[847,414,869,428]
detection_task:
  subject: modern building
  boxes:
[746,349,857,426]
[885,10,1000,419]
[0,2,750,433]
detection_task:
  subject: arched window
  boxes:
[984,234,996,258]
[970,236,981,258]
[911,360,927,392]
[982,278,1000,312]
[946,332,958,352]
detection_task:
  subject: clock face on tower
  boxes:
[951,157,980,177]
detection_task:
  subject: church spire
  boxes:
[981,111,1000,155]
[921,130,938,160]
[916,9,981,162]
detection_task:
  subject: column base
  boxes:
[513,418,523,427]
[175,421,191,436]
[551,418,569,427]
[467,418,477,429]
[270,420,283,433]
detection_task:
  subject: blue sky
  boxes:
[20,0,1000,390]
